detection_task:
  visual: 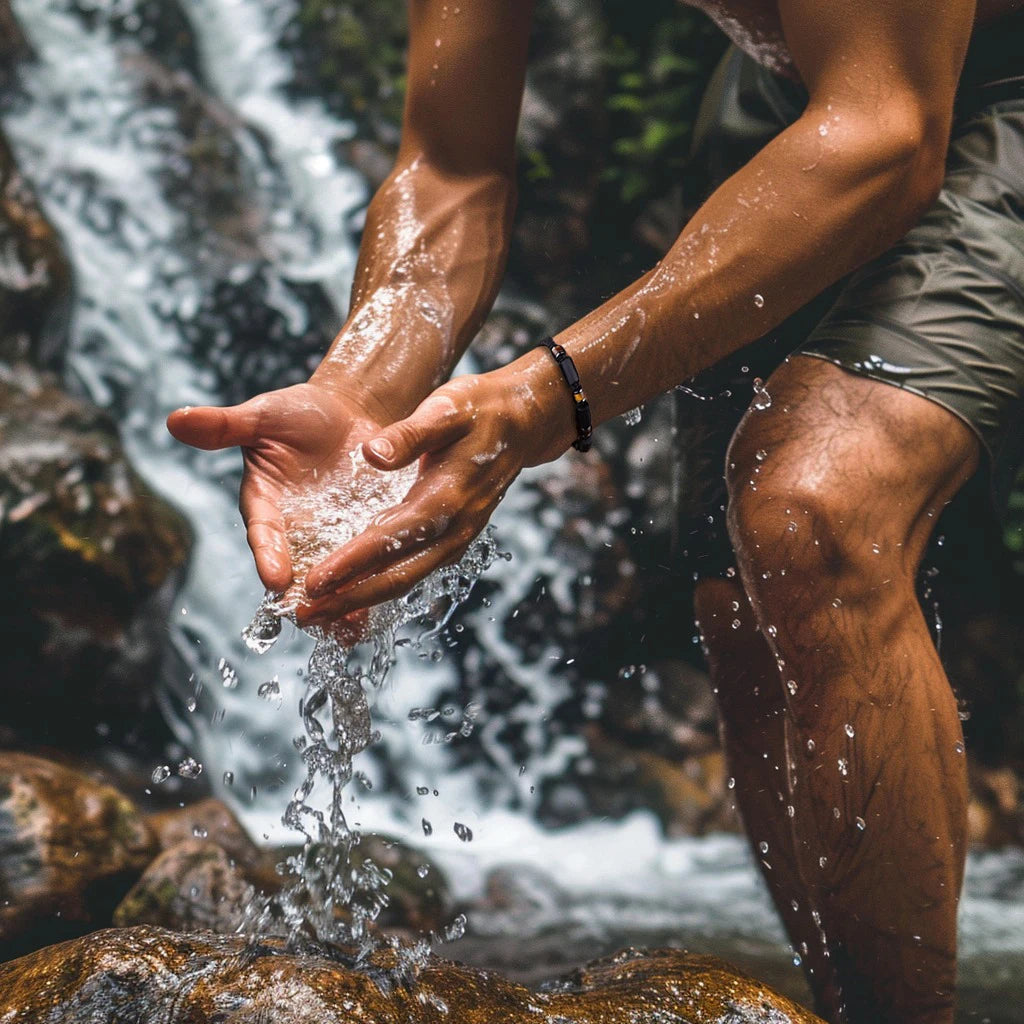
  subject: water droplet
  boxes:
[623,406,642,426]
[786,679,798,695]
[845,724,855,739]
[222,771,234,787]
[727,776,736,790]
[833,806,841,819]
[453,822,473,842]
[151,765,171,785]
[791,899,799,912]
[786,804,795,818]
[871,543,881,555]
[731,618,741,630]
[818,123,829,137]
[855,816,867,831]
[837,757,849,777]
[258,677,280,700]
[755,448,768,462]
[192,825,208,839]
[422,818,433,836]
[759,841,769,854]
[766,624,778,638]
[416,786,429,796]
[787,521,798,533]
[831,597,842,608]
[792,953,803,967]
[178,757,203,780]
[753,293,765,308]
[806,738,816,754]
[417,864,430,878]
[752,378,772,410]
[819,855,828,868]
[954,741,965,755]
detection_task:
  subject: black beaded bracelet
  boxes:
[537,336,593,453]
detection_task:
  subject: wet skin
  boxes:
[166,0,1011,1020]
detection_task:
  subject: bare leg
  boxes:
[695,576,841,1005]
[723,356,977,1023]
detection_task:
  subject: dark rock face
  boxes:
[147,798,265,869]
[113,840,252,932]
[0,926,823,1023]
[0,753,157,959]
[0,132,71,369]
[0,362,191,741]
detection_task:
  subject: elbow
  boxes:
[874,101,948,230]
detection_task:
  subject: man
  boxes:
[168,1,1024,1020]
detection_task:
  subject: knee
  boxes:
[724,443,913,622]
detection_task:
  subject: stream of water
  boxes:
[1,1,1021,1018]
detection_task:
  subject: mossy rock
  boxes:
[0,925,824,1022]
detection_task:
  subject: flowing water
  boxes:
[1,1,1021,1018]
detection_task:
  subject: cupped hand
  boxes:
[301,366,569,624]
[166,381,392,618]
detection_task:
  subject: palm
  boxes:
[168,383,387,597]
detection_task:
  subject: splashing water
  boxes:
[240,450,500,968]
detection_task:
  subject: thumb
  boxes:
[363,393,467,470]
[166,399,264,451]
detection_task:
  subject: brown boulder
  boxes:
[0,753,157,959]
[0,132,72,369]
[0,362,191,742]
[0,925,824,1023]
[141,803,452,935]
[113,840,252,933]
[147,798,264,868]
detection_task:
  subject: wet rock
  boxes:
[0,925,824,1023]
[113,840,251,932]
[354,833,452,934]
[147,798,265,869]
[136,806,452,935]
[0,752,157,959]
[0,2,29,90]
[0,132,72,369]
[968,763,1024,849]
[0,362,191,743]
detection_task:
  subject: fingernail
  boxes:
[367,438,394,461]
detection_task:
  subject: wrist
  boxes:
[493,349,580,467]
[307,363,407,425]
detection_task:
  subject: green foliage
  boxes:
[599,2,725,210]
[1004,473,1024,575]
[293,0,408,130]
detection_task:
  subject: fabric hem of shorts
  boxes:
[793,349,996,507]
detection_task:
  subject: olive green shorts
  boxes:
[676,48,1024,578]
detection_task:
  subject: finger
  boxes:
[363,392,467,470]
[240,482,292,593]
[304,492,455,599]
[166,399,265,451]
[298,534,471,626]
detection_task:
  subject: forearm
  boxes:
[309,0,534,422]
[510,103,946,463]
[311,157,515,420]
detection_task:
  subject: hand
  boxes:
[166,381,393,620]
[302,361,574,623]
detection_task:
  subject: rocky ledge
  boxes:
[0,926,823,1024]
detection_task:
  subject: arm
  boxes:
[312,0,536,420]
[167,0,535,594]
[303,0,975,618]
